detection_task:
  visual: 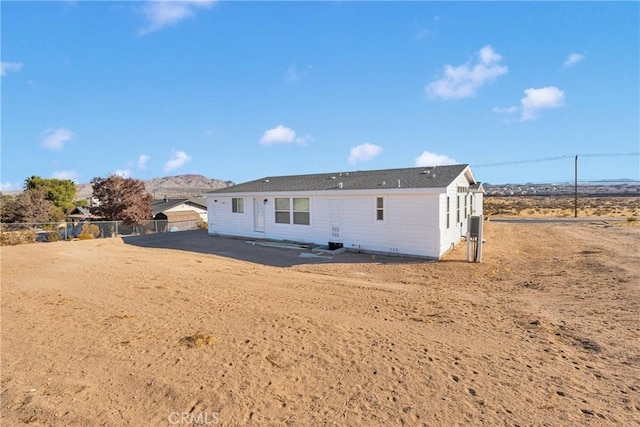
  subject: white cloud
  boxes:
[425,45,508,100]
[260,125,295,145]
[1,61,23,77]
[139,0,216,35]
[563,53,585,68]
[163,150,192,173]
[0,182,21,192]
[286,64,313,82]
[414,151,457,167]
[113,169,132,178]
[52,170,79,181]
[521,86,565,121]
[137,154,151,169]
[492,106,518,115]
[259,125,310,146]
[41,128,75,150]
[348,143,383,166]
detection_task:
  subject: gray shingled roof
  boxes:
[151,198,207,216]
[208,164,473,194]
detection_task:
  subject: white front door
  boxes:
[329,199,343,242]
[209,200,216,232]
[254,198,265,232]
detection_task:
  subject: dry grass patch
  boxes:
[179,333,217,348]
[110,314,135,319]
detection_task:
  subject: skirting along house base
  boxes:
[206,164,483,259]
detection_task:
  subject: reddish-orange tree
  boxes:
[90,175,152,224]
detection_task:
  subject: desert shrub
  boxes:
[179,333,217,348]
[196,220,208,230]
[45,231,62,242]
[627,216,637,222]
[0,229,36,246]
[78,223,100,240]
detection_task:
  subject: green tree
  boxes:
[74,199,89,208]
[90,175,152,224]
[24,176,77,213]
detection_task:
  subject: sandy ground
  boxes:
[1,222,639,426]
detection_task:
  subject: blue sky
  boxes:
[1,1,638,190]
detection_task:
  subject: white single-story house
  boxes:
[151,197,208,231]
[206,164,483,259]
[152,197,208,223]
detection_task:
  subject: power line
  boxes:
[579,152,640,158]
[473,155,569,168]
[472,152,639,168]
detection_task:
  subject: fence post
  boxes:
[115,221,118,236]
[155,220,158,234]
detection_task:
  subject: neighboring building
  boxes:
[67,206,99,223]
[152,197,207,231]
[206,164,483,259]
[63,206,102,238]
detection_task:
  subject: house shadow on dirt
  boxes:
[121,229,429,268]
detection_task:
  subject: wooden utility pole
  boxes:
[574,155,578,218]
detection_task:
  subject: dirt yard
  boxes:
[1,222,639,426]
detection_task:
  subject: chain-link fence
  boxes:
[1,220,205,244]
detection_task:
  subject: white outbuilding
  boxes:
[206,164,483,259]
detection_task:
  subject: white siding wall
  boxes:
[338,194,440,257]
[438,174,476,257]
[208,192,442,258]
[207,197,255,237]
[471,192,484,216]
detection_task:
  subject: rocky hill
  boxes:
[77,174,233,200]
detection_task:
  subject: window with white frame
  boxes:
[274,197,310,225]
[293,198,310,225]
[446,196,450,228]
[232,197,244,214]
[376,197,384,221]
[456,195,460,223]
[275,198,290,224]
[464,194,468,219]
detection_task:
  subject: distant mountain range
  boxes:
[484,181,640,197]
[76,174,234,200]
[5,175,637,200]
[485,179,640,186]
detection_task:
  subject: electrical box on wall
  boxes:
[469,215,482,238]
[467,215,483,262]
